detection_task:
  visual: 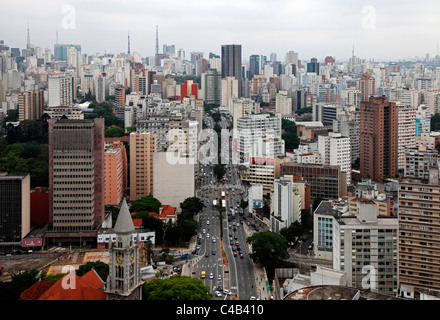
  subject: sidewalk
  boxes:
[244,222,271,301]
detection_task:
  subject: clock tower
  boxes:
[105,199,143,300]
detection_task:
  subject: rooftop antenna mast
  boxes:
[155,25,159,56]
[27,19,31,49]
[128,31,130,55]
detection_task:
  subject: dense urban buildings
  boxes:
[3,16,440,302]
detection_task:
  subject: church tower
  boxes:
[105,199,143,300]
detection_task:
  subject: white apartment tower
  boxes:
[318,132,351,185]
[48,73,73,107]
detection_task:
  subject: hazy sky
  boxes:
[2,0,440,63]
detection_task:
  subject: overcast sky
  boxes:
[2,0,440,63]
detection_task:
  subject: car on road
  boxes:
[223,289,231,295]
[206,221,210,225]
[212,238,216,243]
[210,273,214,279]
[205,252,209,257]
[218,274,222,280]
[240,253,244,259]
[250,296,258,300]
[214,291,222,297]
[233,252,237,257]
[201,271,206,279]
[212,250,216,255]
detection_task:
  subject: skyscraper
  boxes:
[221,44,242,96]
[249,54,260,80]
[48,118,105,245]
[359,96,398,181]
[48,73,73,107]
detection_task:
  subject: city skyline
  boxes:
[2,0,440,62]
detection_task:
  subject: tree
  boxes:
[179,197,205,218]
[130,196,161,214]
[246,231,289,270]
[142,275,212,300]
[0,269,40,300]
[239,199,248,210]
[132,213,165,244]
[105,126,125,137]
[280,221,304,244]
[75,261,109,281]
[282,118,300,151]
[213,164,226,181]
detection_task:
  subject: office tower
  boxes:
[129,132,156,201]
[0,173,30,251]
[398,171,440,298]
[318,132,351,185]
[48,73,73,107]
[202,69,221,106]
[275,91,293,115]
[231,97,260,130]
[360,97,398,181]
[280,163,347,200]
[285,50,298,68]
[236,114,284,164]
[249,55,260,79]
[397,105,416,170]
[105,199,142,300]
[96,73,106,102]
[358,73,376,102]
[82,74,95,96]
[270,52,277,62]
[324,56,335,65]
[180,80,198,101]
[333,109,360,164]
[114,85,125,109]
[248,157,275,195]
[18,88,45,121]
[270,178,302,233]
[221,44,242,96]
[177,48,185,61]
[307,58,319,75]
[221,77,239,112]
[54,44,81,62]
[48,118,105,244]
[333,199,398,296]
[104,141,128,205]
[163,44,175,55]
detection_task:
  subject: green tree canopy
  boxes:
[280,221,304,244]
[179,197,205,218]
[75,260,109,281]
[105,126,125,137]
[130,196,161,214]
[246,231,289,270]
[132,212,165,244]
[142,275,212,300]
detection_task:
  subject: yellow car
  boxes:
[201,271,206,279]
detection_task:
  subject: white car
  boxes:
[223,289,231,295]
[214,291,222,297]
[218,274,222,280]
[210,273,214,279]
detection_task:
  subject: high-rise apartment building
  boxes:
[397,105,416,171]
[318,132,351,185]
[18,87,44,121]
[275,91,293,115]
[221,77,239,112]
[307,58,319,75]
[221,44,242,96]
[360,97,398,181]
[48,118,105,244]
[48,73,73,107]
[398,171,440,298]
[129,132,156,201]
[332,109,360,164]
[333,199,398,296]
[358,73,376,102]
[104,141,128,205]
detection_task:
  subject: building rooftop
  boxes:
[284,285,402,300]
